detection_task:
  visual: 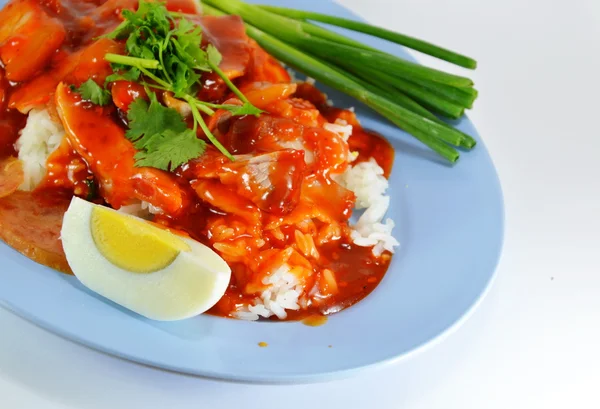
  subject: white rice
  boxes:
[234,264,302,321]
[237,156,399,320]
[335,158,400,256]
[335,158,389,209]
[235,126,399,320]
[324,119,353,142]
[325,119,357,163]
[352,200,399,257]
[15,108,65,191]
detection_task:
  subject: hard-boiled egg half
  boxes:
[61,197,231,321]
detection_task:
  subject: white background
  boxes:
[1,0,599,408]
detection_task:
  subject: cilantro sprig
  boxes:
[103,0,263,164]
[126,92,206,171]
[77,79,112,106]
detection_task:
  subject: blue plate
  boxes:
[0,0,504,383]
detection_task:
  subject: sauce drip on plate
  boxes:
[302,315,328,327]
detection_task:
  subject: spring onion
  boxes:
[203,0,479,162]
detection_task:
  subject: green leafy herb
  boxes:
[134,129,205,171]
[103,0,262,163]
[206,44,222,67]
[77,79,112,106]
[126,93,206,171]
[105,68,141,84]
[126,93,187,147]
[219,103,265,116]
[104,0,239,99]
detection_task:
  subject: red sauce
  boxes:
[349,128,395,178]
[294,82,395,177]
[302,315,328,327]
[197,100,394,319]
[37,138,95,198]
[281,241,391,319]
[111,81,148,112]
[197,73,229,102]
[0,110,26,159]
[0,68,26,158]
[0,0,396,322]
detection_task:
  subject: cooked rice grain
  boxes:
[335,158,400,256]
[16,109,65,191]
[294,230,320,259]
[234,264,304,321]
[335,158,388,209]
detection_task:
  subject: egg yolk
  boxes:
[90,206,191,273]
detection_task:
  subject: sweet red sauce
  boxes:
[294,83,395,177]
[37,138,95,198]
[198,99,394,319]
[0,111,26,159]
[0,68,26,158]
[0,0,396,322]
[111,81,147,112]
[349,128,395,178]
[280,241,391,319]
[302,315,328,327]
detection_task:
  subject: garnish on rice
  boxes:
[76,79,112,107]
[0,0,479,321]
[101,0,263,164]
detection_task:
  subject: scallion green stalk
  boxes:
[204,0,473,87]
[258,5,477,69]
[402,76,479,108]
[341,68,476,149]
[202,1,479,162]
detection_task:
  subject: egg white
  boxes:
[61,197,231,321]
